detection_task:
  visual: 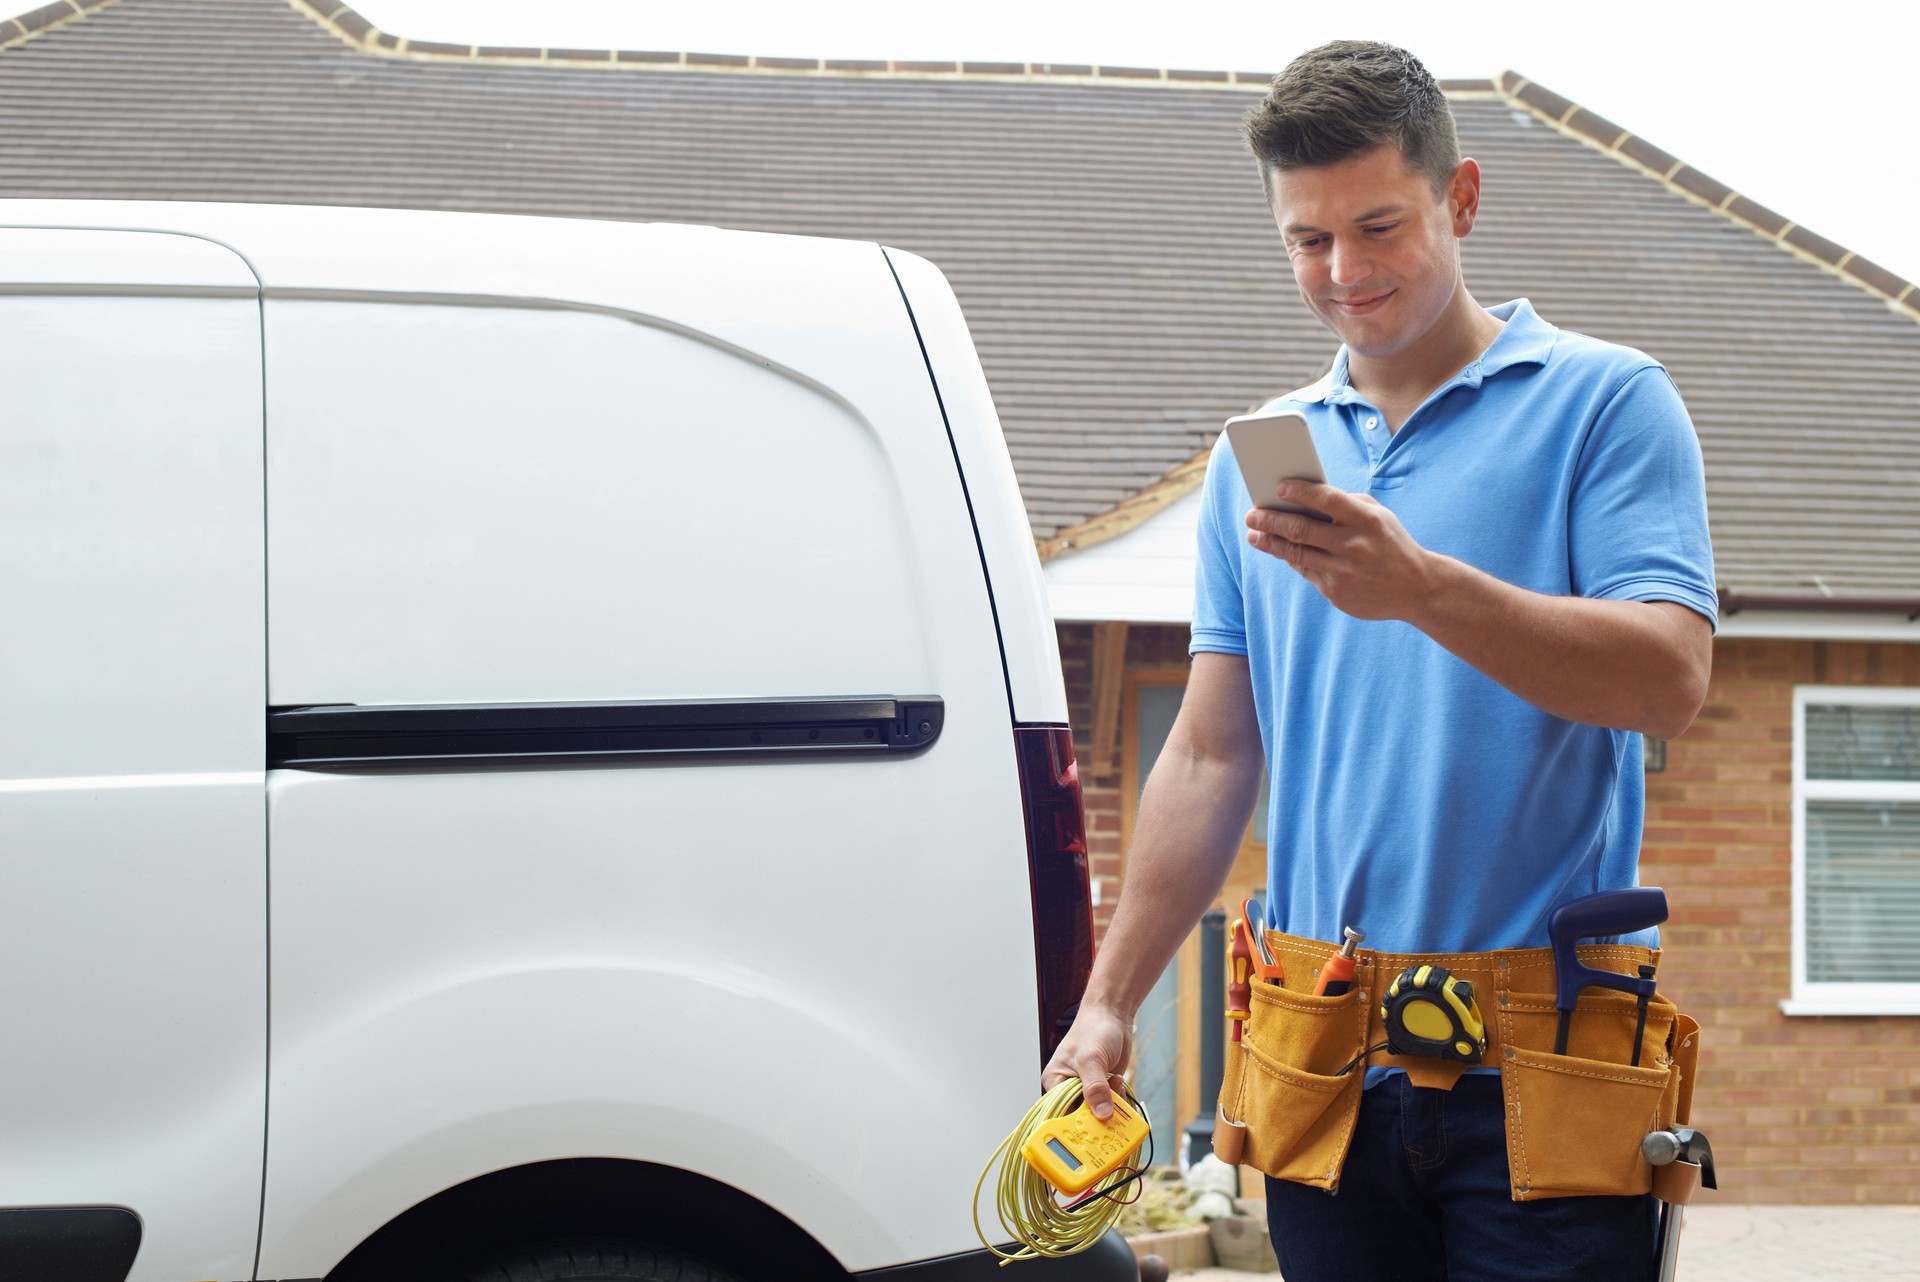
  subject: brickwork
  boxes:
[1647,638,1920,1204]
[1058,622,1193,937]
[1060,622,1920,1203]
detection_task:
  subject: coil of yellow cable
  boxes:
[972,1078,1151,1265]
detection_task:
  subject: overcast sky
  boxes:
[335,0,1919,292]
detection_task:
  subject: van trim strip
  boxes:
[267,696,944,769]
[0,282,256,298]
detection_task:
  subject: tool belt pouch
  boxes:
[1496,965,1692,1202]
[1218,981,1369,1191]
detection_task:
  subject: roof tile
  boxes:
[329,8,370,41]
[1784,223,1848,266]
[1670,166,1735,207]
[1563,107,1626,147]
[1842,253,1909,299]
[1725,194,1790,237]
[1514,80,1575,121]
[405,39,470,57]
[15,3,80,36]
[1617,134,1681,176]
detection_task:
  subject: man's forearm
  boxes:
[1410,554,1711,739]
[1079,744,1262,1019]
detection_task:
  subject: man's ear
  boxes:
[1449,158,1483,238]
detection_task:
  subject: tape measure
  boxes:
[1381,964,1487,1064]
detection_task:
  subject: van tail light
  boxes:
[1014,725,1094,1065]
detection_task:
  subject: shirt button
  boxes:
[1365,416,1380,430]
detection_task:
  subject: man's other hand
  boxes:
[1245,480,1442,622]
[1041,1004,1134,1121]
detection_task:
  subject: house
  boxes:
[3,0,1916,1204]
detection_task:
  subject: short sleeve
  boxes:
[1568,365,1719,630]
[1190,436,1251,656]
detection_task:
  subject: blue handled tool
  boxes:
[1547,887,1668,1060]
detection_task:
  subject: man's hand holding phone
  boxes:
[1245,479,1446,624]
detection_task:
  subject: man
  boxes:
[1042,40,1717,1281]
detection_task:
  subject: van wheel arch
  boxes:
[323,1158,851,1282]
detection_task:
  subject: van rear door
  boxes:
[251,217,1043,1275]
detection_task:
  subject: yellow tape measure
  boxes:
[1019,1093,1151,1197]
[1381,964,1487,1063]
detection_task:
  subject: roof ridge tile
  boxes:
[1495,68,1920,327]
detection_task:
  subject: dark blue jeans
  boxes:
[1264,1074,1656,1282]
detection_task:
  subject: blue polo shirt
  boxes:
[1192,299,1717,957]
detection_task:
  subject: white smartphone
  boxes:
[1224,410,1328,519]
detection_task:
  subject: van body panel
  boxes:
[262,298,940,706]
[258,753,1037,1275]
[0,230,266,1282]
[883,248,1068,725]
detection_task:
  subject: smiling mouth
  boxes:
[1329,291,1393,313]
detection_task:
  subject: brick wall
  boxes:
[1057,621,1193,938]
[1059,621,1920,1203]
[1646,638,1920,1204]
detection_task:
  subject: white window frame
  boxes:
[1783,685,1920,1016]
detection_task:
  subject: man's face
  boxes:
[1268,145,1476,361]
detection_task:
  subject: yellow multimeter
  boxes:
[1019,1092,1151,1197]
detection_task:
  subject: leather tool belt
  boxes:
[1214,929,1702,1202]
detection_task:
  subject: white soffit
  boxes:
[1043,486,1203,624]
[1716,610,1920,643]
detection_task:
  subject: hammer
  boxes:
[1644,1127,1717,1282]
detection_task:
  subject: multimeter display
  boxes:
[1020,1096,1149,1196]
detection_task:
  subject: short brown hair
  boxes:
[1243,41,1460,201]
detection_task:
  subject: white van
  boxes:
[0,202,1135,1282]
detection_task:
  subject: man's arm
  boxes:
[1246,480,1712,739]
[1041,651,1265,1118]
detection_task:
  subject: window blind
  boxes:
[1803,704,1920,986]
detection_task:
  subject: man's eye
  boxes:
[1366,224,1398,235]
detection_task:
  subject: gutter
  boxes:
[1717,588,1920,623]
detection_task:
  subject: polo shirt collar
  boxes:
[1296,298,1557,406]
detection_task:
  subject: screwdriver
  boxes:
[1227,917,1255,1042]
[1314,926,1365,997]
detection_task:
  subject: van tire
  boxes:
[462,1238,743,1282]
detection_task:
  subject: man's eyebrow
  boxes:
[1283,205,1406,236]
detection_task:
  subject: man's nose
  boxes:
[1328,237,1370,286]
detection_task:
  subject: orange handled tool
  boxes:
[1313,926,1365,997]
[1227,917,1254,1042]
